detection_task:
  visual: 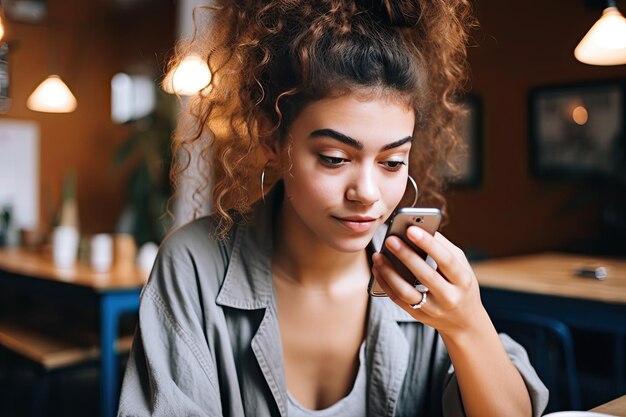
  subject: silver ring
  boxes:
[410,291,428,309]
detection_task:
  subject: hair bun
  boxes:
[365,0,421,28]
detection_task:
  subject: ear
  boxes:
[260,136,280,162]
[258,115,281,162]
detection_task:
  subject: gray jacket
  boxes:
[118,189,548,417]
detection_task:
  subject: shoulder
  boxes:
[158,215,235,265]
[142,215,238,301]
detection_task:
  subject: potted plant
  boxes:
[112,91,175,246]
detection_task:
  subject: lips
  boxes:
[332,215,380,232]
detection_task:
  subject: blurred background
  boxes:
[1,0,624,257]
[0,0,625,416]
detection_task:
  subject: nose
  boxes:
[345,166,380,206]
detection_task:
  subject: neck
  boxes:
[273,243,368,291]
[272,202,370,292]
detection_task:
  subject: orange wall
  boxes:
[0,0,175,235]
[444,0,626,257]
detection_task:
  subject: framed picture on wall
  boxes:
[529,80,626,180]
[443,94,482,187]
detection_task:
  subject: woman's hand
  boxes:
[371,226,533,417]
[371,226,486,337]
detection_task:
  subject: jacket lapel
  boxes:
[215,185,288,416]
[366,296,413,417]
[251,305,288,417]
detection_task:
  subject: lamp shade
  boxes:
[27,75,77,113]
[575,6,626,66]
[162,54,211,96]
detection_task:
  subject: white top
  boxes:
[287,342,367,417]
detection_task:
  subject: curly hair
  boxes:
[170,0,477,238]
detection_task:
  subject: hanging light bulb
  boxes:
[27,75,77,113]
[162,53,211,96]
[575,2,626,66]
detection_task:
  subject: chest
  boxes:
[274,284,369,409]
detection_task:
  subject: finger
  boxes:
[372,258,446,320]
[372,252,431,307]
[382,235,450,295]
[433,232,471,269]
[370,261,400,304]
[404,227,471,287]
[371,264,430,317]
[408,290,428,310]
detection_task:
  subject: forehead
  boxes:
[289,92,416,147]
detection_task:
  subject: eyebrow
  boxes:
[309,128,413,151]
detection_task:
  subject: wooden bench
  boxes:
[0,322,133,370]
[0,321,133,416]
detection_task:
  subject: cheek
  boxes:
[282,155,327,201]
[286,168,340,206]
[383,176,409,208]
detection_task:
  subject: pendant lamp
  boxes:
[27,26,78,113]
[162,53,211,96]
[27,74,77,113]
[575,0,626,66]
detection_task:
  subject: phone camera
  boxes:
[414,217,424,223]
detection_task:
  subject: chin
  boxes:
[325,233,375,253]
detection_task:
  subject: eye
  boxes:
[380,160,406,171]
[319,154,349,168]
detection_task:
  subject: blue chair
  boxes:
[489,309,581,413]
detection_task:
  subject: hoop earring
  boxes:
[407,175,419,207]
[260,162,270,203]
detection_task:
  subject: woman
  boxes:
[118,1,548,416]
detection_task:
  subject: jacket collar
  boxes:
[215,183,281,310]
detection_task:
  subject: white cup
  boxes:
[52,226,80,269]
[137,242,159,276]
[90,233,113,272]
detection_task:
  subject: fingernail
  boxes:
[386,237,401,250]
[407,226,424,240]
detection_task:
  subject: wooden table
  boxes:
[0,248,147,417]
[591,393,626,416]
[472,252,626,399]
[472,251,626,332]
[473,252,626,305]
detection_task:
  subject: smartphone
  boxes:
[368,207,442,297]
